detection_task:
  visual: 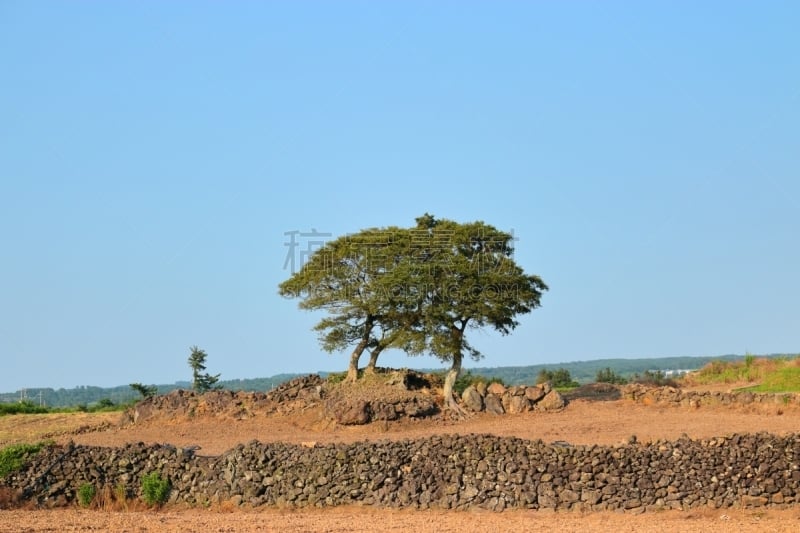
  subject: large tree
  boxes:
[278,215,547,413]
[408,214,548,413]
[278,227,422,382]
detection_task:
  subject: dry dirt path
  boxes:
[2,507,800,532]
[58,398,800,456]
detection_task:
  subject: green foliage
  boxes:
[687,355,800,387]
[326,371,350,385]
[129,383,158,399]
[453,371,475,396]
[738,360,800,393]
[188,346,221,393]
[0,400,48,416]
[408,215,548,407]
[281,214,548,409]
[0,441,48,479]
[3,354,790,408]
[452,371,505,395]
[96,398,114,409]
[78,483,96,507]
[632,370,678,387]
[595,367,628,385]
[279,226,428,378]
[77,399,128,413]
[140,472,171,506]
[536,368,579,388]
[0,385,149,409]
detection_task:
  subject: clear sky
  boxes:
[1,2,798,392]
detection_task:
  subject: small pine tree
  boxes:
[187,346,221,393]
[130,383,158,399]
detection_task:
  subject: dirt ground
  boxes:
[2,506,800,533]
[56,398,800,455]
[2,386,800,532]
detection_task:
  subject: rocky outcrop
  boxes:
[323,370,439,425]
[325,396,437,425]
[4,433,799,512]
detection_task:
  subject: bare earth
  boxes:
[2,387,800,532]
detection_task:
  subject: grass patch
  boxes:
[0,401,49,416]
[684,355,800,391]
[0,399,131,417]
[141,472,171,506]
[77,483,96,508]
[0,441,49,479]
[737,363,800,393]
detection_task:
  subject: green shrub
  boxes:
[595,367,628,385]
[451,371,505,396]
[77,483,96,507]
[0,400,49,416]
[130,383,158,399]
[453,371,475,395]
[632,370,678,387]
[0,441,48,479]
[536,368,579,389]
[140,472,170,506]
[326,371,348,385]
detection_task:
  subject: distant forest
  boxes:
[0,354,785,408]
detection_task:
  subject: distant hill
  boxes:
[1,353,793,408]
[0,374,306,409]
[458,354,751,386]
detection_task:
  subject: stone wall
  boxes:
[4,433,799,512]
[461,382,565,414]
[622,384,800,409]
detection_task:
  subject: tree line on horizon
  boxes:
[0,354,776,408]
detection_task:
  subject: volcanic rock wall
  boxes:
[622,384,800,409]
[4,433,799,512]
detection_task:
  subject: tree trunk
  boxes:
[364,344,385,375]
[442,351,466,415]
[347,317,375,382]
[346,339,368,383]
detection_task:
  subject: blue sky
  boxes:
[1,2,798,392]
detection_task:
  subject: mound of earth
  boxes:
[322,369,440,424]
[120,370,441,427]
[120,375,326,426]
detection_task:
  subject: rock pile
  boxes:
[622,384,800,409]
[120,372,568,428]
[6,433,797,512]
[323,370,439,425]
[121,375,325,425]
[461,382,565,414]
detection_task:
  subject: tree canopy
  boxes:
[279,227,424,381]
[278,214,548,411]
